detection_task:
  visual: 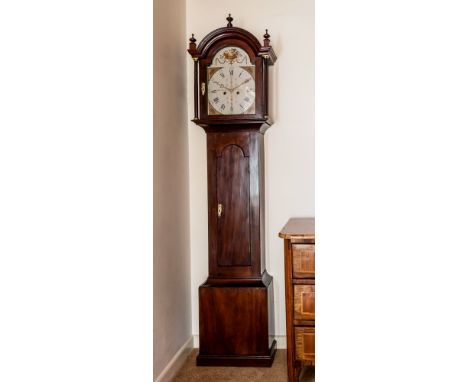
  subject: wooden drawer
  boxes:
[294,284,315,321]
[292,244,314,278]
[295,327,315,362]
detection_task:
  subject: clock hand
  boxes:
[231,78,250,92]
[213,81,234,92]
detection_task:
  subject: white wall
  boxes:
[186,0,314,341]
[154,0,192,379]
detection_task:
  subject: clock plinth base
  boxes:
[196,340,277,367]
[197,273,276,367]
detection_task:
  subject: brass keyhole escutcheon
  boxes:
[201,82,206,96]
[218,203,223,217]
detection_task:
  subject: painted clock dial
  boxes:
[207,46,256,115]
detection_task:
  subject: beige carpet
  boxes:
[172,349,314,382]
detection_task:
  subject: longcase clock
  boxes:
[188,14,277,367]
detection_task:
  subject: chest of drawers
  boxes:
[279,218,315,382]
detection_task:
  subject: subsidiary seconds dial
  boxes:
[207,66,255,115]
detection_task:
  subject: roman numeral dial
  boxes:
[208,66,255,115]
[206,46,256,116]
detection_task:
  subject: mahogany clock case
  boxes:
[188,15,277,367]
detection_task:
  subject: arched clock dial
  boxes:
[207,46,256,115]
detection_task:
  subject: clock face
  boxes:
[207,46,256,116]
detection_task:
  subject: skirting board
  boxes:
[154,336,193,382]
[193,335,286,349]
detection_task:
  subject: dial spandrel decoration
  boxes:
[207,46,256,115]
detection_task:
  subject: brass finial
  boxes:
[264,29,270,40]
[189,33,196,43]
[226,13,233,27]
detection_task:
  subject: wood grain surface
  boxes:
[294,285,315,321]
[281,218,315,381]
[216,144,251,266]
[295,327,315,363]
[292,244,315,278]
[279,218,315,240]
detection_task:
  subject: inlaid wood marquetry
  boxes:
[295,327,315,362]
[280,218,315,382]
[293,284,315,321]
[292,244,315,278]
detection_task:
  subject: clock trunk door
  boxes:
[216,144,251,267]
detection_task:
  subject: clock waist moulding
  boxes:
[188,14,277,367]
